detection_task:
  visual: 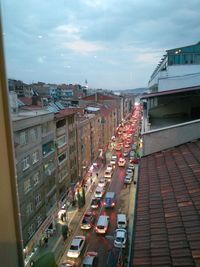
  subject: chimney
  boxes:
[95,92,98,102]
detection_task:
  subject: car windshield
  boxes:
[116,236,124,242]
[70,245,79,250]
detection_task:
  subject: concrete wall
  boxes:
[142,119,200,156]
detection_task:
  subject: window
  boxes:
[32,151,39,164]
[44,160,55,176]
[24,178,31,194]
[35,193,42,208]
[28,223,35,238]
[26,202,33,216]
[33,171,40,186]
[22,155,30,171]
[194,54,200,64]
[19,131,28,145]
[58,166,68,183]
[58,152,67,165]
[30,128,38,142]
[57,135,67,148]
[42,141,55,157]
[56,119,66,128]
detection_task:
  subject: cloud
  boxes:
[55,24,80,35]
[37,56,46,64]
[64,39,105,54]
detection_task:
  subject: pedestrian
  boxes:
[61,213,64,222]
[96,172,98,178]
[44,236,48,247]
[90,177,93,184]
[63,212,67,222]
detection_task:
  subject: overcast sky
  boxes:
[2,0,200,90]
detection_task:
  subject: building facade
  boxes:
[148,42,200,92]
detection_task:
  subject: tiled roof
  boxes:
[82,93,117,101]
[133,140,200,267]
[55,108,76,118]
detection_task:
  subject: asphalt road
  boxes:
[61,155,132,267]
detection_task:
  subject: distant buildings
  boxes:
[8,85,135,266]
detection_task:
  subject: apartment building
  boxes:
[54,109,78,206]
[12,108,57,265]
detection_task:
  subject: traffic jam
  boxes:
[60,103,142,267]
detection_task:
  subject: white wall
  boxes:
[142,119,200,156]
[149,64,200,91]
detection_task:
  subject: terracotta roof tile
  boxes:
[132,140,200,267]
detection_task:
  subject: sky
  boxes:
[2,0,200,90]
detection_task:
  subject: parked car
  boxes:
[82,251,98,267]
[114,229,127,248]
[67,236,86,258]
[81,211,95,230]
[128,163,135,170]
[124,175,133,184]
[126,169,134,177]
[90,198,101,209]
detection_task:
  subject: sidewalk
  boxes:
[33,161,105,266]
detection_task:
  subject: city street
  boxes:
[59,154,137,267]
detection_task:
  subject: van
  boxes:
[117,214,127,229]
[103,192,116,208]
[95,215,109,234]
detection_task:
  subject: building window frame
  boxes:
[58,151,67,165]
[32,150,39,164]
[57,135,67,148]
[33,171,40,186]
[22,155,30,171]
[19,131,28,145]
[24,178,31,194]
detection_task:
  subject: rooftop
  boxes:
[133,139,200,266]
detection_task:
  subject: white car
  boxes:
[104,169,113,179]
[82,251,98,267]
[98,178,107,188]
[106,164,113,171]
[67,236,86,258]
[118,158,126,167]
[126,169,134,177]
[114,229,127,248]
[95,186,105,198]
[110,155,117,165]
[128,163,135,170]
[124,175,132,184]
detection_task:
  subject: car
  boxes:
[95,186,105,198]
[106,164,113,171]
[129,156,140,164]
[60,260,75,267]
[67,235,86,258]
[114,229,127,248]
[124,143,130,148]
[104,169,113,179]
[98,178,107,188]
[124,175,133,184]
[128,163,135,170]
[91,198,101,209]
[110,155,117,165]
[123,151,129,157]
[118,158,126,167]
[81,211,95,230]
[126,169,134,177]
[115,145,121,151]
[82,251,98,267]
